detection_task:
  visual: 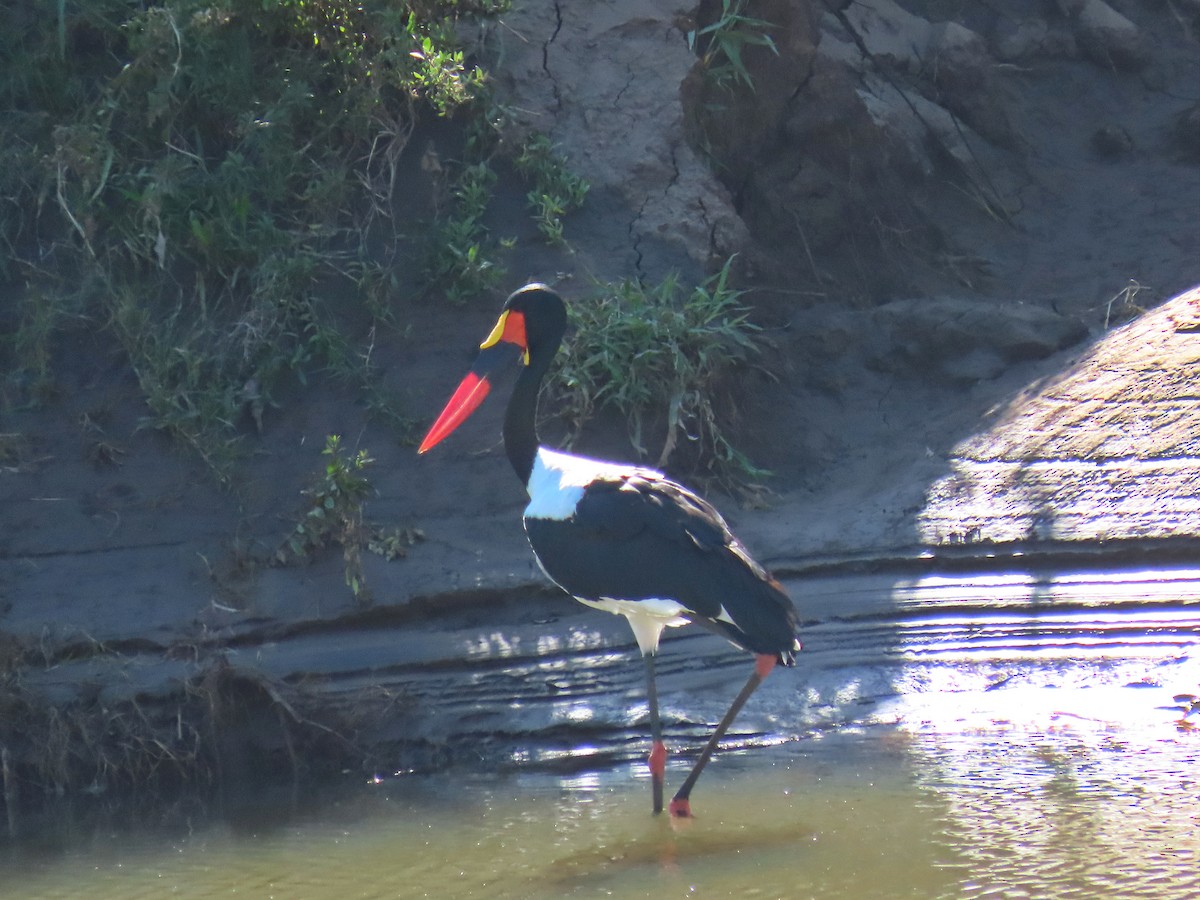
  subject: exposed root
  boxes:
[0,653,381,829]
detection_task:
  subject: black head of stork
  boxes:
[418,283,565,487]
[419,284,801,818]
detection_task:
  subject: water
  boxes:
[2,565,1198,898]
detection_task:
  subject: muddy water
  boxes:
[2,564,1198,898]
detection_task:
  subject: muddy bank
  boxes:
[5,559,1198,838]
[2,0,1199,812]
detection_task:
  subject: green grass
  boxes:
[0,0,514,473]
[687,0,778,91]
[553,258,768,484]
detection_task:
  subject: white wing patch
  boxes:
[524,447,661,520]
[577,596,690,656]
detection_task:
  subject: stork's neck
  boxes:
[503,355,545,488]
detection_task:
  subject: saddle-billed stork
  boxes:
[418,284,800,817]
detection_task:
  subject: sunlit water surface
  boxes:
[2,566,1197,898]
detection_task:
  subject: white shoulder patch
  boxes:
[524,447,661,521]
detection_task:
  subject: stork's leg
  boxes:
[668,654,777,818]
[644,653,667,815]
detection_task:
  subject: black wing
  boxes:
[524,473,799,661]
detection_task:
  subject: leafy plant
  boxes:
[423,161,506,303]
[368,525,425,561]
[513,133,589,245]
[277,435,423,604]
[422,127,588,297]
[279,435,376,605]
[686,0,779,91]
[407,20,490,115]
[552,257,768,482]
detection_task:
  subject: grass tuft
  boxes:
[553,258,768,485]
[686,0,779,92]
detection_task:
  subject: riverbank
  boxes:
[2,0,1198,813]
